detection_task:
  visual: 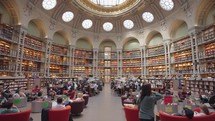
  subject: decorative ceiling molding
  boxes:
[0,0,19,24]
[49,18,57,31]
[133,14,143,29]
[51,1,66,20]
[23,1,34,17]
[94,19,101,33]
[182,1,192,17]
[73,0,143,17]
[94,34,100,42]
[160,19,167,31]
[72,13,82,29]
[150,3,164,20]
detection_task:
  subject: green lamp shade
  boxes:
[13,99,21,105]
[43,102,49,108]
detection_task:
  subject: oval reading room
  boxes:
[0,0,215,121]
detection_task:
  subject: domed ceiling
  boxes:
[31,0,187,33]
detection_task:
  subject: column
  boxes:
[140,45,146,78]
[117,49,122,77]
[15,26,27,76]
[140,46,144,77]
[164,43,167,77]
[190,33,196,76]
[188,26,201,78]
[164,39,171,77]
[44,38,52,77]
[93,48,99,77]
[70,45,75,77]
[193,32,200,76]
[68,45,72,77]
[144,46,147,78]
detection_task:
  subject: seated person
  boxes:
[32,85,41,93]
[19,90,26,97]
[0,102,19,114]
[64,93,74,105]
[209,94,215,109]
[178,88,187,100]
[52,97,65,109]
[0,92,8,108]
[74,93,84,102]
[172,107,194,119]
[200,93,209,104]
[4,87,12,99]
[12,90,20,98]
[194,104,210,116]
[49,88,56,100]
[124,95,135,103]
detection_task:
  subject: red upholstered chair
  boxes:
[164,95,173,105]
[0,109,31,121]
[70,100,85,115]
[193,107,201,113]
[159,111,215,121]
[124,106,139,121]
[49,106,71,121]
[70,90,76,99]
[83,94,89,106]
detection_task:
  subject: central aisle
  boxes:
[74,84,126,121]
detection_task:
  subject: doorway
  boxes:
[104,47,111,83]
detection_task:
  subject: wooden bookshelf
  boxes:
[146,45,165,78]
[74,49,93,77]
[122,49,141,76]
[174,62,193,74]
[186,78,215,94]
[51,44,68,56]
[0,24,14,41]
[0,77,27,91]
[122,49,141,58]
[201,25,215,44]
[147,45,165,57]
[147,55,165,66]
[197,25,215,78]
[122,67,141,76]
[173,36,191,52]
[24,35,44,51]
[147,65,165,76]
[23,48,42,61]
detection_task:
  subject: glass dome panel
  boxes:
[82,19,93,29]
[142,12,154,23]
[160,0,174,11]
[62,11,74,22]
[103,22,113,31]
[42,0,57,10]
[123,20,134,29]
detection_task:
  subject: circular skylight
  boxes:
[142,12,154,23]
[90,0,127,7]
[82,19,93,29]
[123,20,134,29]
[160,0,174,11]
[103,22,113,31]
[42,0,57,10]
[62,11,74,22]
